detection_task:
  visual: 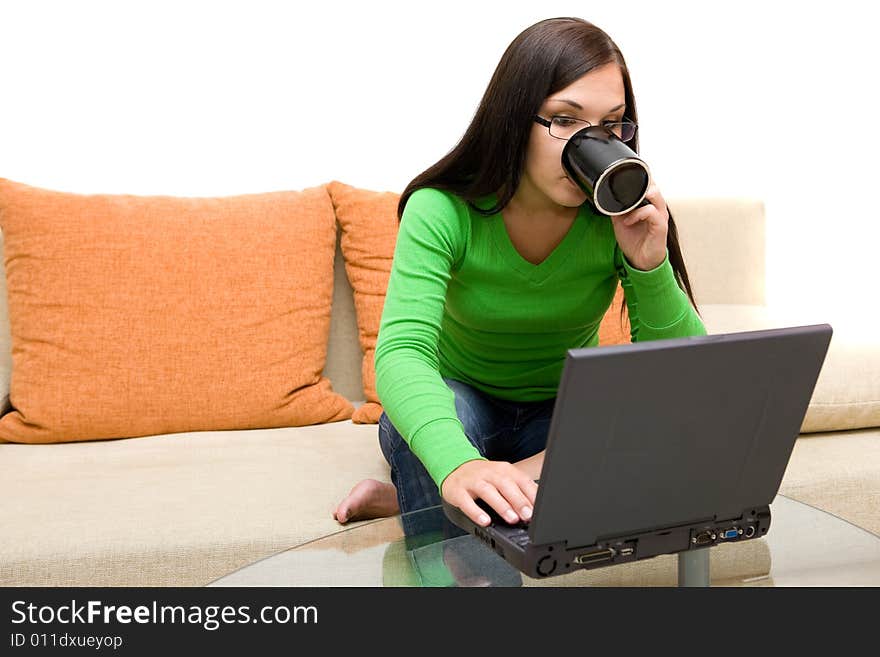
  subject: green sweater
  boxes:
[374,187,707,490]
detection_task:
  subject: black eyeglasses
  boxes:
[534,114,638,142]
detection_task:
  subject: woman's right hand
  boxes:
[441,459,539,527]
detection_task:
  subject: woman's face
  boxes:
[517,62,627,214]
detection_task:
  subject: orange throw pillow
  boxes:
[326,181,399,424]
[326,180,631,425]
[0,178,352,444]
[598,285,631,346]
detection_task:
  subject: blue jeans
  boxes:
[378,376,555,516]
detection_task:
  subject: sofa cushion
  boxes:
[0,178,352,444]
[325,180,632,424]
[0,421,389,586]
[778,428,880,537]
[0,423,875,586]
[699,304,880,434]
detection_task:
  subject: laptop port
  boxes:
[573,548,616,565]
[745,526,756,538]
[720,528,739,540]
[692,530,716,546]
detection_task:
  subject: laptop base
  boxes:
[443,501,771,579]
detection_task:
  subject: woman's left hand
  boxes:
[609,183,669,271]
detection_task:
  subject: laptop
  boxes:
[442,323,833,579]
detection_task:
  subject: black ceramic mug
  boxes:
[562,125,652,216]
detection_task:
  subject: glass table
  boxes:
[208,495,880,587]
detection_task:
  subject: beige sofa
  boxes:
[1,197,878,586]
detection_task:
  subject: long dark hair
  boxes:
[397,16,700,323]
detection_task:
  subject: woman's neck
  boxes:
[506,189,579,225]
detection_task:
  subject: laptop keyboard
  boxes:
[475,495,534,546]
[509,529,530,546]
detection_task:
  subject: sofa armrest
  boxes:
[700,304,880,434]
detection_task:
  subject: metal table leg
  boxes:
[678,548,710,587]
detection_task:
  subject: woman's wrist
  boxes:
[513,451,545,480]
[625,251,666,272]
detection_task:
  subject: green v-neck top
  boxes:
[374,187,707,490]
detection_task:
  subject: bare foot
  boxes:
[333,479,399,524]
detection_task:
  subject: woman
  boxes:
[333,16,706,529]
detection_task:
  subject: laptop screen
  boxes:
[529,324,832,547]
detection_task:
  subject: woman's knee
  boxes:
[377,411,405,463]
[379,379,501,461]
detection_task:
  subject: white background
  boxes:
[1,0,877,325]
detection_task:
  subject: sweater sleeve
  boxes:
[374,188,486,491]
[614,245,707,341]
